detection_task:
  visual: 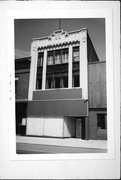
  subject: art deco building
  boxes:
[16,28,107,140]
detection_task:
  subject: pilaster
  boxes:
[79,30,88,99]
[28,42,38,100]
[68,44,72,88]
[42,49,47,90]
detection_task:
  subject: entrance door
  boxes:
[76,118,85,139]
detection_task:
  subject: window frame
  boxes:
[35,44,81,91]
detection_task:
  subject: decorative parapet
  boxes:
[48,29,69,41]
[32,28,87,50]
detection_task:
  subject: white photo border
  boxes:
[8,6,116,161]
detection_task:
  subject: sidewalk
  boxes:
[16,135,107,150]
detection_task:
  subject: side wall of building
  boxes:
[88,62,106,108]
[88,62,107,140]
[15,58,30,135]
[15,58,30,100]
[15,72,30,99]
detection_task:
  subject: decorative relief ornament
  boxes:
[48,29,69,41]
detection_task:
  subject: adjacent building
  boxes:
[15,28,107,140]
[15,56,30,135]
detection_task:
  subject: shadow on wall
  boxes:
[63,117,76,138]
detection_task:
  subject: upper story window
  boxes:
[37,52,43,67]
[72,46,80,87]
[55,50,61,64]
[36,52,44,90]
[47,48,68,66]
[47,51,54,65]
[36,45,80,90]
[62,48,68,63]
[73,46,79,62]
[46,48,68,89]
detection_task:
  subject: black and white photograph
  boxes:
[15,18,107,154]
[0,1,120,179]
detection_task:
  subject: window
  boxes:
[62,48,68,63]
[37,52,43,67]
[62,76,68,88]
[36,52,43,89]
[15,77,19,97]
[55,50,61,64]
[55,76,61,88]
[73,46,79,62]
[36,79,42,89]
[47,51,54,65]
[72,46,80,87]
[46,48,68,89]
[46,77,53,89]
[73,75,79,87]
[46,71,68,90]
[97,114,107,130]
[36,46,81,90]
[47,48,68,65]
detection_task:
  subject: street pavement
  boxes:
[16,135,107,154]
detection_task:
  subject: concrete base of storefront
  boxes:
[26,116,78,138]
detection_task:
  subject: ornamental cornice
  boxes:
[37,40,79,51]
[33,28,87,51]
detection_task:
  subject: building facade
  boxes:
[15,29,107,140]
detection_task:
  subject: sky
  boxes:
[15,18,105,61]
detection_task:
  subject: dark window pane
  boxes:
[73,75,79,87]
[36,79,42,89]
[55,77,60,88]
[36,52,43,89]
[46,77,53,89]
[15,80,18,96]
[62,76,68,88]
[97,114,106,129]
[72,47,79,87]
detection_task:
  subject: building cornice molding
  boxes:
[37,40,80,51]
